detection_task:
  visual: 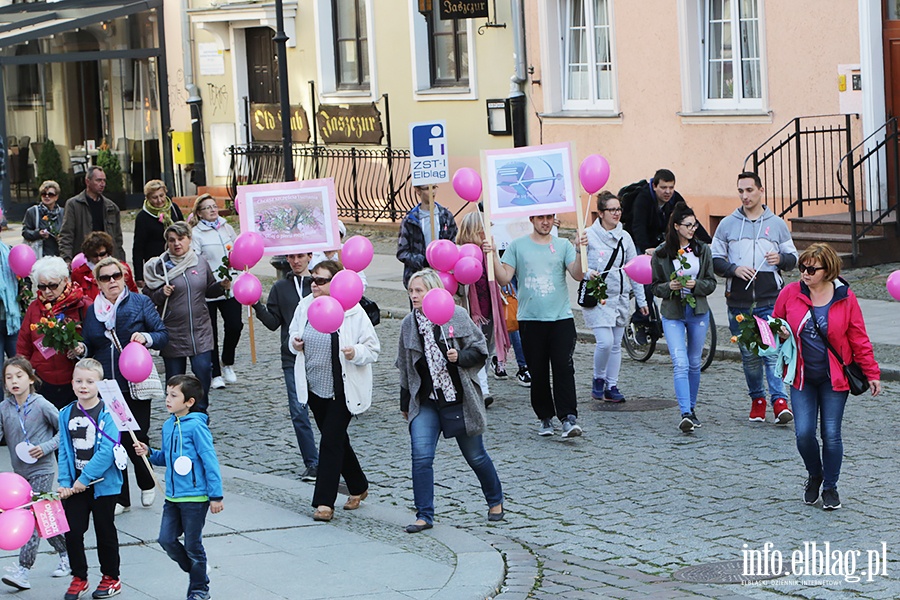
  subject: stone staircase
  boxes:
[172,185,234,217]
[789,210,900,267]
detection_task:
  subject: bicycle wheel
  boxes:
[701,310,717,372]
[623,296,657,362]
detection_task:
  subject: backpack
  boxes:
[617,179,648,236]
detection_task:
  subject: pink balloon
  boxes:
[458,243,484,264]
[119,341,154,383]
[452,168,483,202]
[0,509,35,551]
[230,232,265,271]
[453,256,483,285]
[232,272,262,305]
[579,154,611,195]
[308,296,345,334]
[330,270,364,311]
[0,473,32,511]
[8,244,36,278]
[71,253,87,271]
[438,271,458,295]
[342,235,374,272]
[422,288,456,326]
[888,270,900,301]
[623,254,653,285]
[429,240,459,272]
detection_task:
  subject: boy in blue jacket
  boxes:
[135,375,223,600]
[57,358,124,600]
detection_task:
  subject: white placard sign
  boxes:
[97,380,141,432]
[409,121,449,186]
[198,42,225,76]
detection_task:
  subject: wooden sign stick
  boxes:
[575,193,588,273]
[248,304,257,364]
[429,186,437,244]
[128,429,164,493]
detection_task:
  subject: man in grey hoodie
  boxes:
[712,172,798,425]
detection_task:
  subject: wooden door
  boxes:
[884,2,900,208]
[246,27,280,105]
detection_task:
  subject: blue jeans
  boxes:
[164,351,213,412]
[282,368,319,468]
[790,379,848,490]
[0,320,17,358]
[158,500,210,596]
[728,305,786,403]
[508,329,526,369]
[409,401,503,524]
[661,306,709,415]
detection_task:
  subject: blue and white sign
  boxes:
[409,121,449,186]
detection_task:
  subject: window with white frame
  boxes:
[425,6,468,87]
[562,0,615,111]
[703,0,762,109]
[332,0,369,89]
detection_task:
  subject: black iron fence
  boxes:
[743,114,858,218]
[227,144,418,222]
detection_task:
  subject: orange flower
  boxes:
[735,314,745,323]
[600,299,606,305]
[730,336,738,343]
[41,215,48,221]
[47,321,55,329]
[677,248,685,255]
[30,323,38,331]
[225,244,232,251]
[39,317,48,324]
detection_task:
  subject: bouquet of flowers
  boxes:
[670,248,696,308]
[29,314,83,352]
[730,308,787,356]
[17,277,33,314]
[40,213,60,237]
[583,276,608,305]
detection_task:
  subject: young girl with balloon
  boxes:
[0,357,69,591]
[396,268,504,533]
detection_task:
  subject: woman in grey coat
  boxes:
[584,191,647,402]
[396,269,504,533]
[144,222,229,412]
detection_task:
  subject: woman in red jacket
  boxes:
[773,243,881,511]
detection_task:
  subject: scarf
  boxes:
[200,218,223,230]
[142,249,199,290]
[415,309,456,403]
[0,243,22,334]
[93,287,129,331]
[38,280,84,319]
[143,197,175,228]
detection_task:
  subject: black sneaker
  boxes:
[679,413,695,433]
[821,488,842,510]
[804,476,823,505]
[300,465,318,482]
[689,412,702,428]
[491,357,508,380]
[484,395,494,408]
[516,368,531,388]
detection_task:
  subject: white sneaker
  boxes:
[52,554,70,578]
[222,366,237,383]
[114,503,130,516]
[210,376,226,389]
[141,489,156,507]
[2,565,30,590]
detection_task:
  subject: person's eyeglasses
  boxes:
[97,272,124,283]
[798,264,825,275]
[93,250,109,260]
[311,276,332,286]
[199,205,217,211]
[36,281,63,291]
[679,222,699,230]
[602,207,623,213]
[40,191,58,198]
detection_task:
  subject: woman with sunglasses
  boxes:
[773,243,881,510]
[132,180,183,289]
[650,203,717,433]
[288,260,380,523]
[21,180,64,258]
[585,191,647,402]
[71,231,138,301]
[16,256,92,409]
[190,193,242,390]
[75,256,169,514]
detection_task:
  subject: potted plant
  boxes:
[35,139,71,200]
[96,143,125,208]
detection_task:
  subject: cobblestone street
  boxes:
[149,311,900,599]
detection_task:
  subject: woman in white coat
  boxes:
[288,260,380,522]
[584,191,647,402]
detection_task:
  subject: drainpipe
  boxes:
[509,0,527,147]
[183,0,206,187]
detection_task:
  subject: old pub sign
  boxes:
[251,104,311,143]
[315,103,384,145]
[418,0,489,20]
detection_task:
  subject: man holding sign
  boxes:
[396,184,458,288]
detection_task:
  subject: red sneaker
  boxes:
[774,398,793,425]
[91,574,121,598]
[749,397,766,422]
[64,576,88,600]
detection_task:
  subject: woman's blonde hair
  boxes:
[456,212,485,246]
[408,268,444,292]
[191,193,216,223]
[798,243,841,282]
[143,179,167,199]
[39,180,60,196]
[92,256,126,280]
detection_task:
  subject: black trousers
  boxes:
[208,297,244,377]
[63,492,119,580]
[41,381,77,411]
[307,392,368,509]
[518,319,578,420]
[118,394,155,507]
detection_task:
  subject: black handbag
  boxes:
[359,296,380,326]
[811,317,869,396]
[577,237,622,308]
[437,402,467,438]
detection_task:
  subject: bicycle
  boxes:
[622,292,716,372]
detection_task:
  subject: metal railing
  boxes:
[227,144,418,222]
[837,117,900,263]
[743,114,858,218]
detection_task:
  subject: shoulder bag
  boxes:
[577,237,623,308]
[810,316,869,396]
[500,284,518,332]
[110,330,165,400]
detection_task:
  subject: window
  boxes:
[7,42,53,110]
[562,0,615,110]
[703,0,761,109]
[425,6,468,87]
[332,0,369,89]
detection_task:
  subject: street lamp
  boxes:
[274,0,294,181]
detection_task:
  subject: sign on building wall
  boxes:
[409,121,449,186]
[315,104,384,145]
[439,1,489,20]
[250,103,311,143]
[198,42,225,76]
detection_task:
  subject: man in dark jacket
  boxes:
[396,184,458,287]
[252,253,319,481]
[631,169,711,254]
[58,166,125,262]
